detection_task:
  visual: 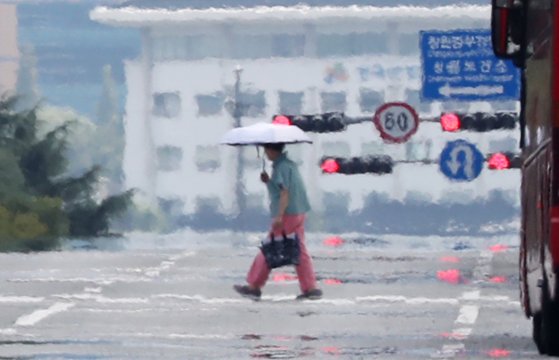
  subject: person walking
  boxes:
[234,143,322,301]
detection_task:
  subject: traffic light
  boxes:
[487,152,521,169]
[319,156,393,175]
[272,113,346,133]
[440,112,517,132]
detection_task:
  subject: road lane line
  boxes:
[0,296,44,303]
[434,249,495,358]
[15,302,74,327]
[455,305,479,325]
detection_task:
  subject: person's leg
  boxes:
[246,251,271,289]
[275,214,317,293]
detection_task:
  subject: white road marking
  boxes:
[0,328,17,335]
[434,249,495,358]
[0,296,44,303]
[15,302,74,327]
[455,305,479,325]
[144,251,195,278]
[54,293,148,304]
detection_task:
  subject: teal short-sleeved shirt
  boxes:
[267,152,311,217]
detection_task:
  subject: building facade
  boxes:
[91,3,520,225]
[0,3,19,95]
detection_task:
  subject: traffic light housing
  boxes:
[487,152,521,169]
[440,112,517,132]
[320,156,393,175]
[272,113,346,133]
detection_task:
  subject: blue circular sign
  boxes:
[439,140,484,182]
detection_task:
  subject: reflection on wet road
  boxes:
[0,231,540,359]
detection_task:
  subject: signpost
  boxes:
[420,29,520,101]
[439,139,484,182]
[373,102,419,143]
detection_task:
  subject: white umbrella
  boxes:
[220,122,312,146]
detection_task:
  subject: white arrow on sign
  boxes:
[446,143,475,180]
[438,83,504,97]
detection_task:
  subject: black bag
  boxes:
[260,232,301,269]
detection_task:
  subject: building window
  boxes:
[196,92,224,116]
[321,91,346,113]
[196,145,221,172]
[157,146,182,171]
[317,33,387,58]
[153,92,181,118]
[271,34,305,57]
[398,33,420,56]
[157,197,184,216]
[489,137,518,153]
[232,34,272,59]
[153,35,222,61]
[405,140,434,161]
[359,88,384,113]
[240,90,266,117]
[195,196,222,212]
[361,142,384,156]
[322,141,351,157]
[278,91,304,115]
[405,89,431,114]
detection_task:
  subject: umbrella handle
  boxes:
[256,145,265,172]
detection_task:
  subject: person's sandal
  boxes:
[233,284,262,301]
[296,288,323,300]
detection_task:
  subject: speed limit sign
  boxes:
[373,102,419,143]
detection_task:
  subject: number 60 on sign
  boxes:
[373,102,419,143]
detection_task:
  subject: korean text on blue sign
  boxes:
[420,29,520,101]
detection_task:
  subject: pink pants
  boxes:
[247,214,317,292]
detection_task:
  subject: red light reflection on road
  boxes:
[489,276,507,283]
[487,348,510,358]
[439,332,466,340]
[440,256,460,263]
[322,346,340,355]
[437,269,461,284]
[489,244,509,253]
[323,278,342,285]
[272,273,298,282]
[323,236,345,247]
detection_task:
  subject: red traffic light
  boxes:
[488,152,511,170]
[321,158,340,173]
[440,113,461,132]
[272,115,292,125]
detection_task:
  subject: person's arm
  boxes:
[273,188,289,230]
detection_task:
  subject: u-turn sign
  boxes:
[439,139,484,182]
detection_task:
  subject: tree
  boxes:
[0,95,133,250]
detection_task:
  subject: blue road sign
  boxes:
[439,140,484,182]
[420,29,520,101]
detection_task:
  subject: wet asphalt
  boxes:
[0,231,542,359]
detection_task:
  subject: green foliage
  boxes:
[0,95,132,251]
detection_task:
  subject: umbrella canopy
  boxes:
[220,122,312,146]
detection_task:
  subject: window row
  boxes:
[152,90,518,119]
[151,32,419,61]
[156,145,221,172]
[153,88,431,118]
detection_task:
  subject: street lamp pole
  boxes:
[232,66,246,222]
